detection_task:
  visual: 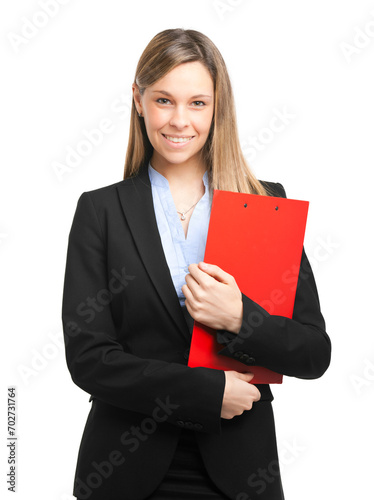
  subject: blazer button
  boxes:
[239,353,250,363]
[185,421,194,430]
[194,423,203,431]
[247,356,256,365]
[176,420,185,428]
[233,351,243,358]
[183,349,190,360]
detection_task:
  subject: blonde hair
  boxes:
[124,28,275,196]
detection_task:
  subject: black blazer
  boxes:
[61,159,331,500]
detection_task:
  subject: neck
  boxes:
[149,155,206,189]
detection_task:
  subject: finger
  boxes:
[184,274,201,298]
[188,263,216,288]
[254,389,261,402]
[187,263,201,278]
[185,272,199,287]
[198,262,233,284]
[182,284,194,304]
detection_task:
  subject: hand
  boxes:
[181,262,243,332]
[221,371,261,419]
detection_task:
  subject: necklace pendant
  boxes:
[181,213,186,221]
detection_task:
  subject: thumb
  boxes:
[238,371,254,381]
[199,262,228,282]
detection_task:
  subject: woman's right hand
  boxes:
[221,371,261,419]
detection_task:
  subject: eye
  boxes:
[155,98,206,107]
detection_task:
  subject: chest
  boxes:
[170,190,205,239]
[177,211,193,239]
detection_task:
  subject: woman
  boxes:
[62,28,331,500]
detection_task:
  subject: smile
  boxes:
[162,134,194,144]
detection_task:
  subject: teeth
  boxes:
[164,135,193,143]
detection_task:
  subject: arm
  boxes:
[62,192,226,435]
[215,183,331,380]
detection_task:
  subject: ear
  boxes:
[132,83,142,115]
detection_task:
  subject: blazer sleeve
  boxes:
[61,192,226,435]
[215,183,331,379]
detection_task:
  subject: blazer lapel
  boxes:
[116,160,192,343]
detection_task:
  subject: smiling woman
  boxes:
[62,28,331,500]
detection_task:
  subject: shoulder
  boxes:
[258,180,287,198]
[75,176,137,210]
[82,177,131,198]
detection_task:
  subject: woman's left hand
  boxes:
[182,262,243,333]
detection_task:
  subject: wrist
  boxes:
[227,300,243,334]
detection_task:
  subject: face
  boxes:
[132,61,214,172]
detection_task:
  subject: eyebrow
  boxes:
[151,90,212,99]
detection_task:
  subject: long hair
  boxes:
[124,28,275,196]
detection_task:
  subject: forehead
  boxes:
[149,61,214,95]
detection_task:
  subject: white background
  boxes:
[1,1,373,499]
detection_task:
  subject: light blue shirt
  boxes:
[148,162,213,307]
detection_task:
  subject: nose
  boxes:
[169,105,190,129]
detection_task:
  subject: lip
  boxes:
[161,133,195,148]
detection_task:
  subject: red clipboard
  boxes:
[187,189,309,384]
